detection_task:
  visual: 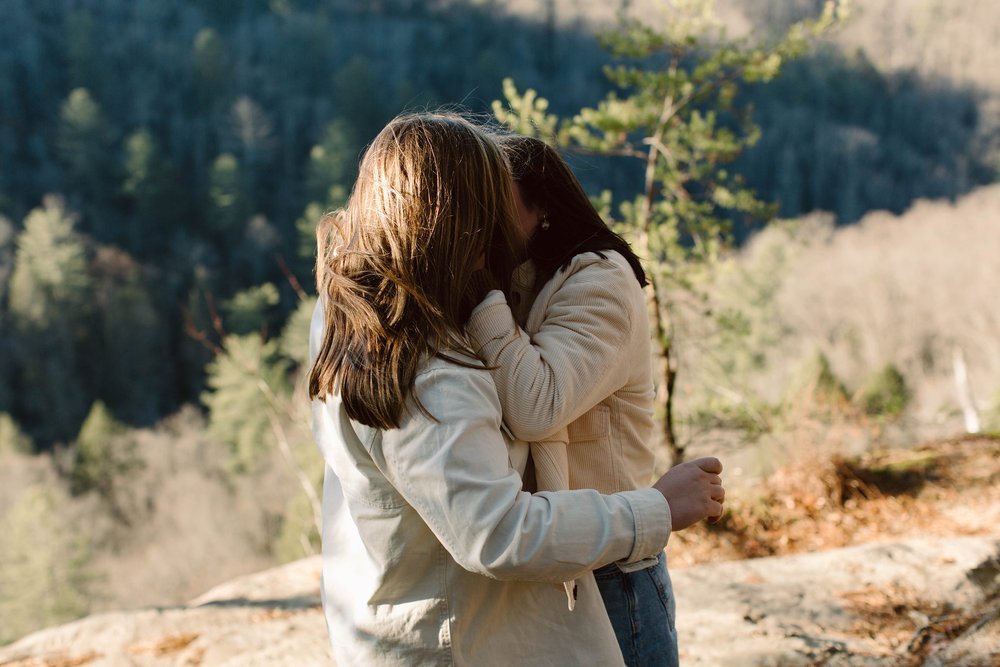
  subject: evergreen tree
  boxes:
[192,27,230,107]
[90,246,172,423]
[8,197,92,445]
[56,88,116,234]
[227,96,274,215]
[495,0,844,461]
[294,120,355,272]
[0,483,92,644]
[70,401,143,524]
[854,363,909,419]
[223,282,281,336]
[208,152,246,235]
[233,215,283,288]
[202,333,291,472]
[121,129,181,257]
[278,296,318,367]
[304,120,355,205]
[0,413,33,456]
[0,216,15,412]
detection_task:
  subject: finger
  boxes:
[706,499,723,518]
[694,457,722,474]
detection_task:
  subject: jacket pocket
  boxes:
[567,404,611,442]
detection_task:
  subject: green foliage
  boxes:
[8,198,90,327]
[56,88,116,220]
[497,1,841,277]
[294,121,356,271]
[223,282,281,336]
[0,413,33,455]
[0,215,14,300]
[786,350,848,407]
[492,78,559,138]
[982,387,1000,434]
[57,88,107,165]
[70,402,143,522]
[202,334,291,472]
[208,152,245,235]
[854,364,910,418]
[295,201,329,266]
[272,485,322,564]
[8,197,92,443]
[122,129,156,200]
[120,128,182,256]
[494,1,844,457]
[0,484,91,644]
[192,27,230,100]
[687,395,775,439]
[0,217,14,413]
[91,247,171,423]
[2,0,987,450]
[305,120,356,204]
[279,297,319,366]
[708,225,797,381]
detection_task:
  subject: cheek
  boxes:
[516,202,539,240]
[511,183,539,241]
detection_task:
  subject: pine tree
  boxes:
[202,333,291,472]
[56,88,116,233]
[278,296,318,367]
[0,216,15,413]
[0,413,33,456]
[494,0,845,462]
[8,197,92,445]
[121,128,180,257]
[70,401,142,524]
[208,152,246,235]
[90,246,172,423]
[0,483,92,643]
[223,282,281,336]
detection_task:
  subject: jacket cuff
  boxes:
[619,487,671,563]
[467,290,515,352]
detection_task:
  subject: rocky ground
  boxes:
[1,436,998,667]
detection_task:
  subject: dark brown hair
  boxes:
[308,113,521,429]
[498,135,646,288]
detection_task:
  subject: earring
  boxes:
[540,216,550,231]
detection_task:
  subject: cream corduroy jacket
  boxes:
[467,250,657,496]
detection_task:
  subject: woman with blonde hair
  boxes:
[309,113,723,666]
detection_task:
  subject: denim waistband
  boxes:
[594,551,662,575]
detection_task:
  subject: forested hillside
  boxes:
[1,0,996,447]
[0,0,618,447]
[1,0,998,647]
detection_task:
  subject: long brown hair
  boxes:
[498,135,647,288]
[308,113,520,429]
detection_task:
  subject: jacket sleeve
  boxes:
[374,365,670,583]
[466,256,638,442]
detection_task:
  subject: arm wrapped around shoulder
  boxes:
[375,363,671,582]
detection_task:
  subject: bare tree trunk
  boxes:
[663,341,681,463]
[639,89,684,466]
[645,275,682,465]
[953,346,981,434]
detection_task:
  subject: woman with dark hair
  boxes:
[309,114,724,666]
[467,135,700,666]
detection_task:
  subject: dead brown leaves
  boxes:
[671,435,1000,567]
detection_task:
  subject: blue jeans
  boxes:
[593,551,678,667]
